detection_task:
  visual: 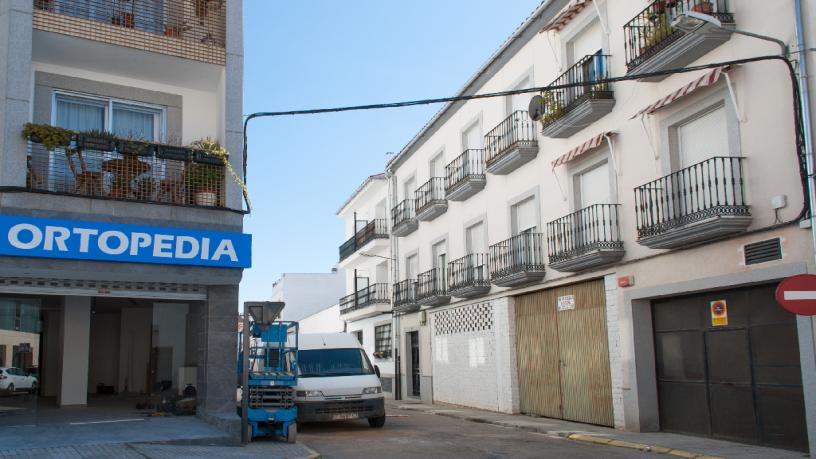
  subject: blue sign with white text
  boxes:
[0,215,251,268]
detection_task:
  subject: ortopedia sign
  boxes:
[775,274,816,316]
[0,215,251,268]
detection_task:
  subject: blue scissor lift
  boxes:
[238,302,299,442]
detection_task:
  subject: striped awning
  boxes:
[551,131,614,168]
[542,0,592,32]
[630,66,730,119]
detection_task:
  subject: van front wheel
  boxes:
[368,416,386,428]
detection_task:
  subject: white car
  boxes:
[0,367,38,395]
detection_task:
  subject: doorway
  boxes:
[408,331,420,397]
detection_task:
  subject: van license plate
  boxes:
[332,412,359,420]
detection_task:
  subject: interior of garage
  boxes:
[0,294,202,426]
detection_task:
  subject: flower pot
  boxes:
[157,145,192,161]
[195,190,217,206]
[78,134,115,152]
[118,140,155,157]
[194,149,226,165]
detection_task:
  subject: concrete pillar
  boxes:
[58,296,91,406]
[0,0,32,188]
[224,0,244,210]
[198,285,239,415]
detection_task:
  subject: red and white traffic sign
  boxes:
[775,274,816,315]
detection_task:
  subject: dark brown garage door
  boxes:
[653,283,808,451]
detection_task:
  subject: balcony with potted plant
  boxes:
[484,110,538,175]
[538,53,615,139]
[624,0,734,81]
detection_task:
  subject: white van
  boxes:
[295,333,386,427]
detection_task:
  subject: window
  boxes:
[374,323,392,358]
[298,348,374,377]
[569,19,603,65]
[405,254,418,279]
[675,104,728,169]
[462,122,482,151]
[429,151,444,178]
[466,221,486,254]
[54,92,164,142]
[575,161,612,209]
[511,196,537,234]
[403,176,416,201]
[506,76,531,116]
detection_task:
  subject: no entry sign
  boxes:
[775,274,816,315]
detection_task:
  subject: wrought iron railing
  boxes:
[484,110,538,167]
[489,233,547,279]
[417,267,447,301]
[415,177,446,214]
[33,0,227,65]
[445,149,485,192]
[393,279,417,309]
[392,199,416,228]
[547,204,622,264]
[339,283,390,315]
[338,219,388,261]
[624,0,733,71]
[634,156,748,239]
[539,53,612,129]
[26,137,225,207]
[448,253,490,292]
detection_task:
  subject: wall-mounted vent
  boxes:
[744,238,782,265]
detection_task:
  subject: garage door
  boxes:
[653,284,807,451]
[515,279,613,426]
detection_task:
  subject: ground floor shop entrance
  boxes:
[652,283,808,451]
[515,279,614,426]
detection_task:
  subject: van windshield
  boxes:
[298,348,375,378]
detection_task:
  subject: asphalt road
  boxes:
[299,403,649,459]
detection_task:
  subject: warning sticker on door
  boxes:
[710,300,728,327]
[557,294,575,311]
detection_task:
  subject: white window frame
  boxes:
[51,90,167,142]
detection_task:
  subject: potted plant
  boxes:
[134,177,156,201]
[540,90,564,125]
[118,137,155,157]
[187,163,223,206]
[157,144,192,161]
[189,137,229,165]
[77,130,116,152]
[692,0,714,14]
[21,123,72,151]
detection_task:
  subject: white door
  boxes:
[506,77,531,116]
[466,221,487,254]
[462,123,482,151]
[403,177,416,202]
[430,152,444,178]
[677,105,728,169]
[578,162,612,208]
[432,241,447,290]
[405,254,418,279]
[570,20,603,64]
[675,105,729,213]
[511,196,537,235]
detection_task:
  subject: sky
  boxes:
[240,1,543,307]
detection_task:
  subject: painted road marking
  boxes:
[69,418,145,425]
[783,291,816,300]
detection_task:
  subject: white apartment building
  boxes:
[272,271,345,321]
[335,0,816,453]
[336,174,396,395]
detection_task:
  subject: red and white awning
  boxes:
[630,66,730,119]
[551,131,614,168]
[542,0,592,32]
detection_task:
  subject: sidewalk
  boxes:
[393,401,806,459]
[0,441,319,458]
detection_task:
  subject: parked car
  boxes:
[0,367,38,395]
[294,333,386,427]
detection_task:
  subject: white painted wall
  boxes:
[298,304,344,334]
[118,306,151,394]
[273,272,346,321]
[346,314,395,381]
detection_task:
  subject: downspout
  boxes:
[795,0,816,261]
[386,166,401,400]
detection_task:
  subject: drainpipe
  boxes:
[386,166,401,400]
[795,0,816,267]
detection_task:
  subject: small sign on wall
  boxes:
[710,300,729,327]
[557,294,576,311]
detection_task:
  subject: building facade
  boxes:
[0,0,246,432]
[336,174,396,395]
[335,0,816,453]
[272,271,345,321]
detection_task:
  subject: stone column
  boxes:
[199,285,239,415]
[58,296,91,406]
[0,0,32,188]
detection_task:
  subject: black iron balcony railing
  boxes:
[393,279,418,309]
[26,137,226,208]
[339,283,390,315]
[415,177,446,214]
[392,199,416,228]
[624,0,733,71]
[417,267,447,300]
[445,149,485,192]
[338,219,388,262]
[489,233,547,280]
[547,204,623,264]
[448,253,490,292]
[484,110,537,166]
[33,0,227,65]
[539,53,612,128]
[634,156,748,239]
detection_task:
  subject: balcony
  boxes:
[392,199,418,237]
[393,279,419,314]
[338,219,389,263]
[547,204,624,272]
[416,268,450,307]
[539,53,615,139]
[339,283,391,321]
[26,135,226,208]
[33,0,227,65]
[448,254,491,299]
[489,233,546,287]
[415,177,448,221]
[484,111,538,175]
[445,149,486,201]
[624,0,734,81]
[635,156,750,249]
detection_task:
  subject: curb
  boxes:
[297,442,322,459]
[567,434,723,459]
